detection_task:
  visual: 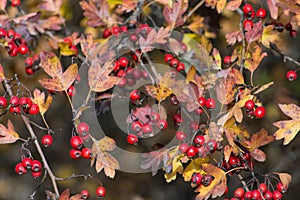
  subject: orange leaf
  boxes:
[32,89,52,115]
[0,120,19,144]
[0,64,5,83]
[274,172,292,188]
[273,104,300,145]
[244,45,267,73]
[226,0,242,11]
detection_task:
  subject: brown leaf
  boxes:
[59,189,70,200]
[163,0,188,28]
[225,31,243,45]
[250,148,266,162]
[32,89,52,115]
[226,0,242,11]
[0,64,5,83]
[275,172,292,188]
[267,0,279,19]
[187,15,205,35]
[247,129,274,150]
[37,0,62,13]
[245,20,263,43]
[0,0,6,11]
[88,61,120,92]
[0,120,19,144]
[244,45,267,73]
[253,82,274,95]
[274,104,300,145]
[216,77,236,105]
[12,13,39,24]
[139,27,170,52]
[262,25,280,48]
[80,34,94,57]
[97,136,116,152]
[195,164,227,200]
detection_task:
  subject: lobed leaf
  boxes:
[0,120,19,144]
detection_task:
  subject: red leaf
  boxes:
[37,0,62,13]
[139,28,170,52]
[225,31,243,45]
[245,20,263,43]
[163,0,188,28]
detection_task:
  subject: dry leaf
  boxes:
[32,89,52,115]
[225,31,243,45]
[244,45,267,73]
[274,172,292,188]
[0,0,7,11]
[187,16,205,35]
[141,148,168,176]
[262,25,280,48]
[139,27,170,52]
[37,0,62,13]
[245,20,263,43]
[226,0,242,11]
[205,0,226,13]
[80,34,94,57]
[0,120,19,144]
[273,104,300,145]
[267,0,279,19]
[183,158,208,182]
[0,64,5,83]
[163,0,188,28]
[58,42,77,56]
[164,154,184,183]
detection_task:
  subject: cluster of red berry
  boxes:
[0,28,29,57]
[79,185,106,199]
[0,96,39,115]
[69,136,92,160]
[15,158,42,178]
[244,99,266,119]
[226,181,287,200]
[267,21,297,37]
[242,4,267,28]
[191,173,214,187]
[164,53,186,72]
[102,25,129,38]
[24,54,40,75]
[221,152,253,174]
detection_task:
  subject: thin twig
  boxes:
[186,0,205,18]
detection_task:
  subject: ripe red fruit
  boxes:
[96,186,106,198]
[29,103,39,115]
[117,77,127,88]
[243,19,254,28]
[186,146,198,157]
[7,29,15,39]
[176,62,185,72]
[256,8,267,19]
[0,28,6,38]
[130,90,140,101]
[157,119,168,130]
[229,155,241,167]
[234,187,245,198]
[102,28,112,38]
[286,70,297,81]
[276,182,287,193]
[254,106,266,118]
[70,148,81,159]
[191,173,202,185]
[170,95,179,105]
[264,190,273,200]
[223,55,232,65]
[118,57,128,67]
[206,139,218,152]
[244,99,255,110]
[129,33,138,42]
[10,106,20,115]
[176,131,187,141]
[131,121,143,132]
[10,96,19,107]
[142,123,153,134]
[132,68,142,79]
[111,26,119,35]
[11,0,21,7]
[19,97,28,108]
[70,136,83,149]
[198,96,206,107]
[193,135,205,146]
[259,183,267,194]
[170,58,179,68]
[67,85,76,97]
[205,98,216,109]
[243,4,254,19]
[194,107,203,115]
[25,67,34,75]
[173,113,182,125]
[31,160,42,172]
[18,44,29,55]
[22,157,33,170]
[31,170,42,178]
[201,174,214,187]
[164,53,173,63]
[273,190,283,200]
[77,122,90,136]
[179,143,189,153]
[251,189,261,199]
[285,23,292,31]
[0,96,7,108]
[127,134,138,145]
[15,163,26,175]
[150,112,160,122]
[80,190,90,199]
[290,29,297,37]
[244,191,252,199]
[41,135,53,147]
[81,147,92,159]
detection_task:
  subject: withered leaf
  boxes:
[0,0,6,11]
[39,52,78,91]
[163,0,188,28]
[225,31,243,45]
[0,120,19,144]
[139,27,170,53]
[267,0,279,19]
[80,34,94,58]
[273,104,300,145]
[32,89,52,115]
[141,148,168,176]
[244,45,267,73]
[107,0,138,13]
[226,0,242,11]
[0,64,5,83]
[245,20,263,43]
[37,0,62,13]
[88,61,120,92]
[187,15,205,35]
[262,25,280,48]
[205,0,227,14]
[164,154,184,183]
[274,172,292,188]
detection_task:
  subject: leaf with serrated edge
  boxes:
[244,45,267,73]
[262,25,280,48]
[164,154,184,183]
[274,104,300,145]
[274,172,292,188]
[32,89,52,115]
[183,158,208,182]
[245,20,263,43]
[0,120,19,144]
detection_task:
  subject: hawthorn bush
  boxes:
[0,0,300,199]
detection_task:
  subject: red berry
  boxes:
[251,189,261,199]
[254,106,266,118]
[0,96,7,108]
[67,85,76,97]
[102,28,112,38]
[95,186,106,198]
[111,26,119,35]
[176,131,187,141]
[186,146,198,157]
[70,136,83,149]
[173,113,183,125]
[127,134,138,145]
[179,143,189,153]
[244,99,255,110]
[15,163,26,175]
[264,190,273,200]
[244,191,252,199]
[256,8,267,19]
[129,33,138,42]
[117,77,127,87]
[70,148,81,159]
[81,147,92,159]
[80,190,90,199]
[176,62,185,72]
[10,106,20,115]
[181,42,187,52]
[77,122,90,136]
[164,53,173,63]
[205,98,216,109]
[150,112,160,122]
[193,135,205,146]
[191,172,202,185]
[19,97,28,108]
[285,23,292,31]
[0,28,6,38]
[18,44,29,55]
[29,103,39,115]
[201,174,214,187]
[273,190,282,200]
[234,187,245,198]
[243,4,254,19]
[10,96,19,107]
[31,160,42,172]
[286,70,297,81]
[131,121,143,132]
[194,107,203,115]
[170,58,179,68]
[128,79,136,88]
[198,96,206,107]
[118,57,128,68]
[229,155,241,167]
[70,45,78,55]
[119,26,127,33]
[170,95,179,105]
[11,0,21,7]
[7,29,15,39]
[259,183,267,194]
[25,67,34,75]
[290,29,297,37]
[141,70,148,79]
[276,182,287,193]
[244,19,254,29]
[142,123,153,134]
[206,139,218,152]
[130,89,140,101]
[22,157,33,170]
[157,119,168,130]
[41,135,53,147]
[31,171,42,178]
[223,55,232,65]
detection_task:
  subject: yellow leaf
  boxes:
[187,16,205,35]
[58,42,77,56]
[183,158,208,182]
[164,154,184,183]
[244,45,267,73]
[0,64,5,83]
[216,0,226,13]
[262,25,280,48]
[186,66,196,84]
[32,89,52,115]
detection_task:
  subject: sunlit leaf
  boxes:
[183,158,208,182]
[244,45,267,73]
[164,154,184,183]
[262,25,280,48]
[163,0,188,28]
[225,31,242,45]
[139,27,170,52]
[32,89,52,115]
[274,172,292,188]
[226,0,242,11]
[0,120,19,144]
